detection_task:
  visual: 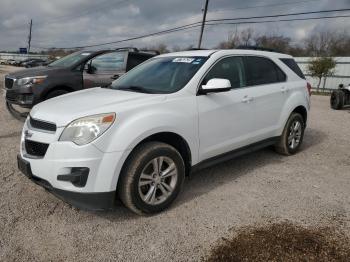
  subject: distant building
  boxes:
[296,57,350,90]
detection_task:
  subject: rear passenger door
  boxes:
[243,56,287,141]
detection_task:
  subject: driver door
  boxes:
[83,51,127,88]
[196,56,256,161]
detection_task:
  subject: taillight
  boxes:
[306,82,312,96]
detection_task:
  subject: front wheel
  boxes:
[118,142,185,215]
[275,113,305,155]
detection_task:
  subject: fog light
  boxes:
[57,167,89,187]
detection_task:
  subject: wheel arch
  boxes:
[121,131,192,177]
[292,105,307,124]
[43,85,74,99]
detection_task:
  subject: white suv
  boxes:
[17,49,311,215]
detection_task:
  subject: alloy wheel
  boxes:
[288,120,302,149]
[138,156,178,205]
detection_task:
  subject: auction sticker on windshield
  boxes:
[172,58,195,63]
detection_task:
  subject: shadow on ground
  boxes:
[98,127,327,220]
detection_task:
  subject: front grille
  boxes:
[5,91,17,102]
[25,140,49,157]
[5,78,14,89]
[30,117,57,132]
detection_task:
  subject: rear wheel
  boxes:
[275,112,305,155]
[330,90,344,110]
[118,142,185,215]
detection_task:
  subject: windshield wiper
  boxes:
[118,86,153,93]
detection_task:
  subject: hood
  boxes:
[7,66,65,79]
[30,87,165,127]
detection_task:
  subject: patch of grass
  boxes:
[205,222,350,262]
[311,91,331,96]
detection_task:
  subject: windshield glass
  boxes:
[48,51,92,67]
[111,56,208,94]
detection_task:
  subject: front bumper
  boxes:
[17,155,116,210]
[19,119,132,210]
[5,86,35,107]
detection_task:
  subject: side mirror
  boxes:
[84,62,96,74]
[200,78,231,94]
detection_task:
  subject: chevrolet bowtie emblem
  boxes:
[24,130,33,138]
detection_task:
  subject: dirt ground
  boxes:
[0,65,349,261]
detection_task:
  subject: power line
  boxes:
[32,8,350,49]
[206,8,350,23]
[205,14,350,27]
[32,14,350,50]
[210,0,322,13]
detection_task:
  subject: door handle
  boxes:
[111,74,120,80]
[281,86,289,93]
[242,96,254,103]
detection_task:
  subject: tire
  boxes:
[46,89,69,100]
[6,102,29,122]
[118,141,185,215]
[330,90,344,110]
[275,112,305,156]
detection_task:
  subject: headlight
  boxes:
[17,76,47,86]
[59,113,116,145]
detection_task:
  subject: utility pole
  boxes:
[198,0,209,49]
[27,19,32,54]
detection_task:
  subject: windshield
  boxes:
[48,51,92,67]
[111,56,208,94]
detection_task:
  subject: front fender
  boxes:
[92,97,199,163]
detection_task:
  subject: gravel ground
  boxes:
[0,65,349,261]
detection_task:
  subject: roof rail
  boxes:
[187,48,208,51]
[139,49,160,55]
[115,47,139,52]
[236,45,277,52]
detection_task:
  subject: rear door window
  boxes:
[280,58,305,79]
[244,56,286,86]
[90,52,126,73]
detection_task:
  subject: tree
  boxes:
[254,35,291,53]
[307,57,336,92]
[304,30,350,57]
[141,43,169,54]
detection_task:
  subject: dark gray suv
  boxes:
[4,48,156,120]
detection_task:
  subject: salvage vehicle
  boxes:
[23,58,48,68]
[330,83,350,110]
[17,49,310,215]
[4,48,156,120]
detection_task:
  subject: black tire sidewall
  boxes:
[330,91,340,109]
[123,144,185,214]
[285,114,305,154]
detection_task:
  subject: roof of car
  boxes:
[159,49,292,59]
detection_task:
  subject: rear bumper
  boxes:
[17,154,116,210]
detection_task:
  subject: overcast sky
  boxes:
[0,0,349,51]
